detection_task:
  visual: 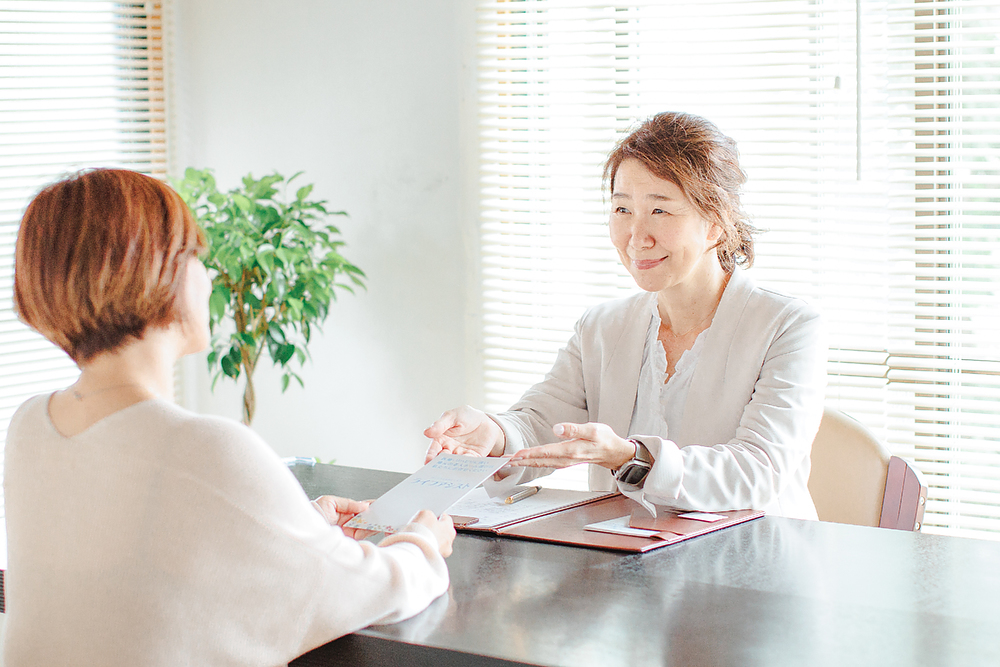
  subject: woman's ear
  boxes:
[707,219,725,243]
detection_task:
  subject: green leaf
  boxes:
[257,250,274,276]
[209,284,229,321]
[281,374,290,392]
[267,324,287,344]
[296,183,314,201]
[221,354,240,379]
[233,193,252,213]
[274,247,291,266]
[287,297,303,319]
[177,165,364,401]
[275,343,295,365]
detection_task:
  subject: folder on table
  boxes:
[453,491,764,553]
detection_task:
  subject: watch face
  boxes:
[618,462,651,486]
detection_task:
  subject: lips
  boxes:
[632,257,666,271]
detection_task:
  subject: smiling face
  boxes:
[609,158,724,295]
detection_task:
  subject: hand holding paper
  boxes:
[311,496,374,539]
[345,454,512,533]
[423,406,506,462]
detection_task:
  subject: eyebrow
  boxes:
[611,192,677,201]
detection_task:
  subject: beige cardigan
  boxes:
[3,397,449,667]
[494,268,826,519]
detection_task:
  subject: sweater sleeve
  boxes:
[168,415,450,659]
[292,518,450,652]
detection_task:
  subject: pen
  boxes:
[505,486,541,504]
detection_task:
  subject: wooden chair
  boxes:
[808,408,927,531]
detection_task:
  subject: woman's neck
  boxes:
[656,262,731,335]
[49,327,183,437]
[78,329,180,399]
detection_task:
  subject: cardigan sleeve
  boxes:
[491,314,591,453]
[486,314,592,485]
[628,300,827,515]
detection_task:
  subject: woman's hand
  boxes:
[411,510,457,558]
[423,405,505,463]
[311,495,375,539]
[508,422,635,471]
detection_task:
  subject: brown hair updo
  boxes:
[603,112,756,271]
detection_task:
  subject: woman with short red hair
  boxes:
[4,169,454,666]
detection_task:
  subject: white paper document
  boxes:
[449,487,612,529]
[344,454,511,533]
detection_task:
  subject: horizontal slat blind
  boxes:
[479,2,635,417]
[0,1,166,515]
[883,0,1000,536]
[477,0,1000,537]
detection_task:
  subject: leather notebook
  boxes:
[627,505,765,545]
[495,494,764,553]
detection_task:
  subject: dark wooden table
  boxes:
[289,463,1000,667]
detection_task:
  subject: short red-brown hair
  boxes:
[14,169,206,363]
[604,112,757,272]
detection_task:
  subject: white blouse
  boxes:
[628,304,711,444]
[624,305,712,513]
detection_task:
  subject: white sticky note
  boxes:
[584,515,661,538]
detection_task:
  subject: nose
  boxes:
[628,215,654,251]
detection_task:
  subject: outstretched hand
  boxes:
[507,421,635,471]
[423,405,505,463]
[311,495,375,539]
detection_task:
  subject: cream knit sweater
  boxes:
[2,395,448,666]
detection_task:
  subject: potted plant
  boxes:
[173,168,365,425]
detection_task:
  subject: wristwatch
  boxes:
[615,439,653,488]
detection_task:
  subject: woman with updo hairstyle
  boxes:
[426,112,826,519]
[4,169,455,666]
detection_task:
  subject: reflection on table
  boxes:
[289,463,1000,667]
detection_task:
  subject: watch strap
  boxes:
[615,438,653,487]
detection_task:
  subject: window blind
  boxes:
[476,0,1000,538]
[883,0,1000,536]
[0,1,166,515]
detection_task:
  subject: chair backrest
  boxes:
[808,408,927,530]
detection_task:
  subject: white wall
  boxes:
[171,1,481,472]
